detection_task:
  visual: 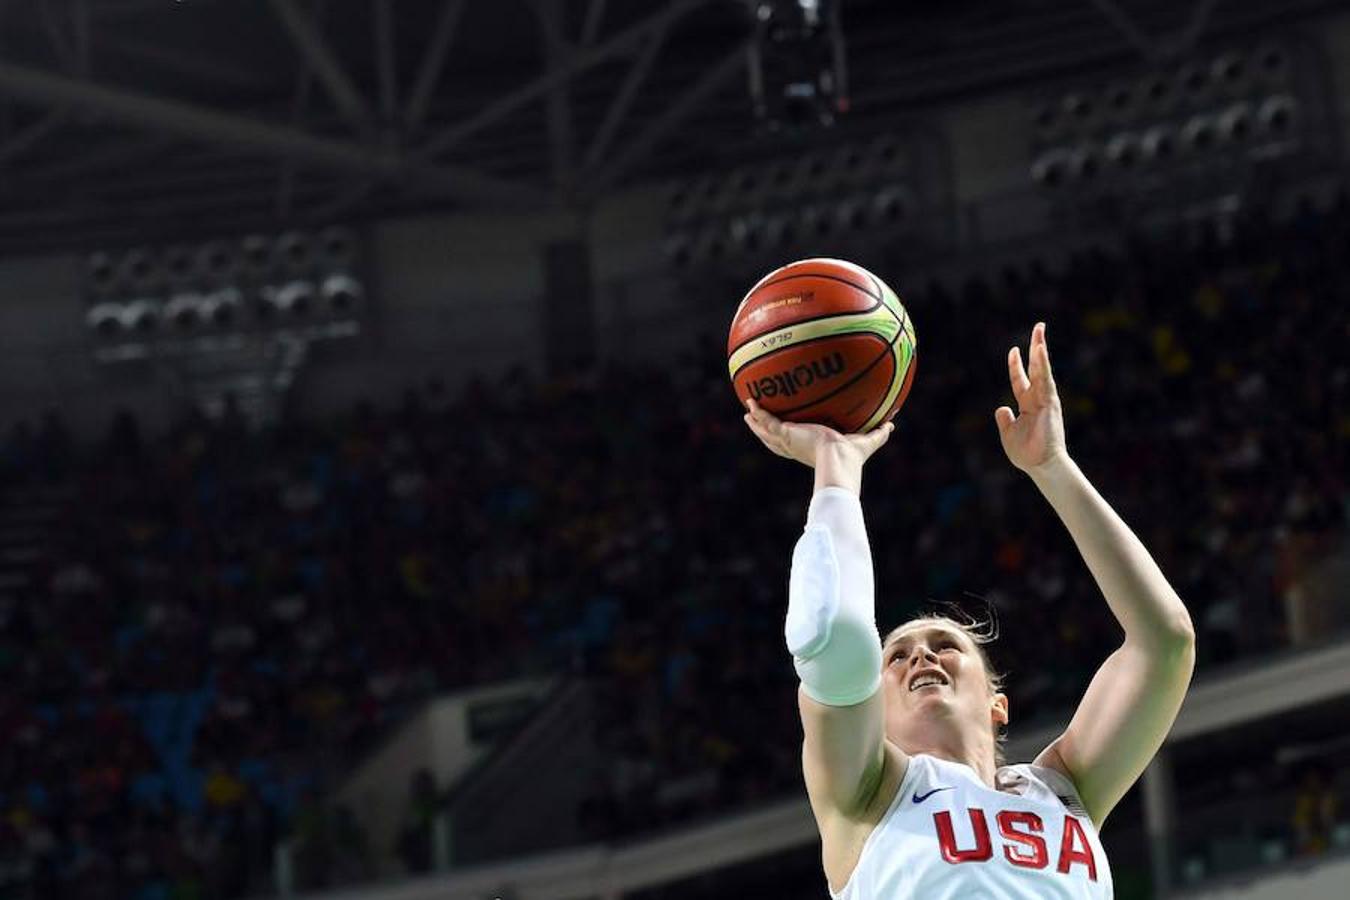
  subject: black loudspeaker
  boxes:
[542,239,596,374]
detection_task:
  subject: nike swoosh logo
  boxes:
[912,786,955,803]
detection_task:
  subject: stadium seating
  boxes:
[0,197,1346,898]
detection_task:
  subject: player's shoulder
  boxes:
[996,761,1091,818]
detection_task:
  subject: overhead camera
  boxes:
[747,0,835,30]
[746,0,848,130]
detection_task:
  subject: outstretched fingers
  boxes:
[994,405,1016,434]
[744,398,791,458]
[1008,345,1031,402]
[744,416,787,458]
[746,397,781,434]
[861,420,896,454]
[1008,321,1057,409]
[1028,321,1056,399]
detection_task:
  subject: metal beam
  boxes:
[373,0,397,123]
[84,0,167,17]
[1085,0,1157,59]
[278,0,328,220]
[82,163,292,199]
[277,41,318,219]
[583,24,669,171]
[580,0,607,46]
[13,136,173,186]
[417,0,712,161]
[268,0,373,131]
[292,126,549,223]
[73,0,92,77]
[0,184,339,242]
[588,42,746,194]
[534,0,576,192]
[97,35,277,90]
[1142,754,1177,897]
[303,124,551,221]
[0,60,541,207]
[40,0,76,71]
[0,109,65,166]
[405,0,467,130]
[302,176,384,223]
[1179,0,1223,53]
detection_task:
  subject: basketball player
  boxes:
[743,322,1195,897]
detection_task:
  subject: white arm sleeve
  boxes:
[786,486,883,707]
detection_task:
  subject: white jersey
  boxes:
[831,753,1113,899]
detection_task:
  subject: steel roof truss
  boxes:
[405,0,468,132]
[0,60,541,208]
[583,21,670,172]
[268,0,373,132]
[373,0,397,123]
[416,0,712,161]
[589,40,747,194]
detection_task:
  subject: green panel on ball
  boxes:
[860,333,916,432]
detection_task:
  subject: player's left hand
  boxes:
[994,321,1068,475]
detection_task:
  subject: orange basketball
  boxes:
[727,258,917,433]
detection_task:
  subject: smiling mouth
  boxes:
[908,673,950,692]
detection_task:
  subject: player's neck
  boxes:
[907,728,997,786]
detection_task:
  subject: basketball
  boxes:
[727,258,917,433]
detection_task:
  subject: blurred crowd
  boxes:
[576,197,1350,843]
[0,197,1347,897]
[1173,748,1349,887]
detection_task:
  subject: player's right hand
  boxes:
[743,398,895,470]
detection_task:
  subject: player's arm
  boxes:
[994,323,1196,827]
[743,401,903,821]
[1029,454,1195,827]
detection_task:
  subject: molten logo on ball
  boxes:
[745,351,846,400]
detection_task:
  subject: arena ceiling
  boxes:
[0,0,1340,255]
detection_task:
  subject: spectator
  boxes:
[1292,763,1340,856]
[0,198,1343,894]
[396,768,442,875]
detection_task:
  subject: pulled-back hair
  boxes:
[883,605,1009,767]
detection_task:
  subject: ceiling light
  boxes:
[1258,95,1297,137]
[1141,125,1178,163]
[318,227,356,268]
[165,293,206,331]
[270,280,316,316]
[1181,115,1218,153]
[86,302,123,336]
[320,275,364,313]
[1105,133,1142,169]
[1217,103,1254,144]
[277,232,314,274]
[1031,149,1071,187]
[120,299,162,334]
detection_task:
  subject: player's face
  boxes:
[881,625,1008,747]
